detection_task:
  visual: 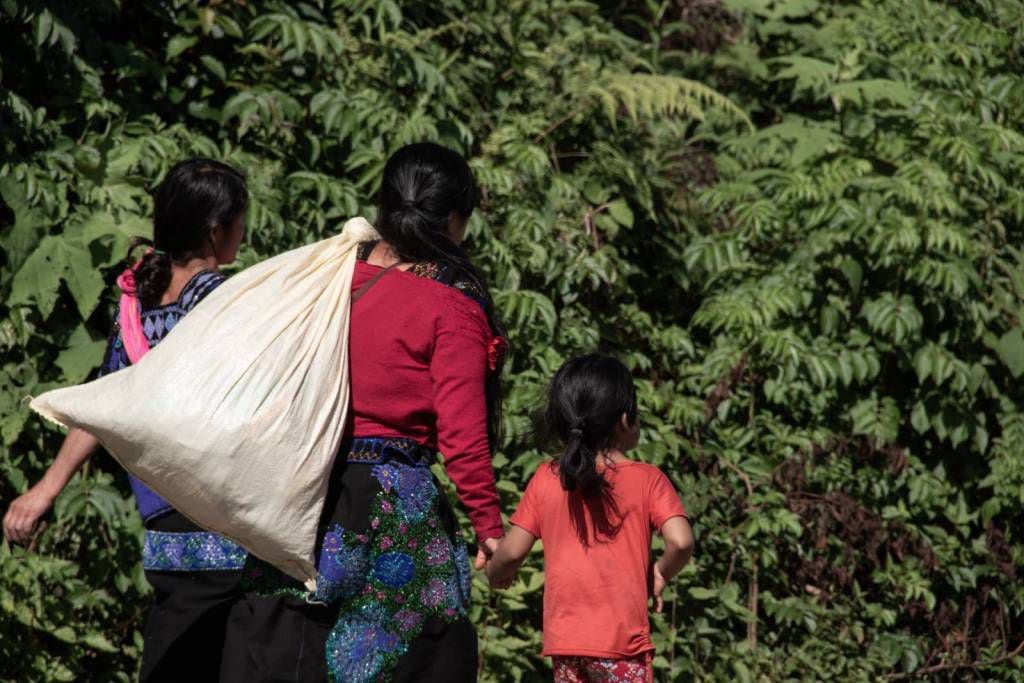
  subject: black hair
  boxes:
[129,158,248,308]
[544,354,638,498]
[376,142,506,444]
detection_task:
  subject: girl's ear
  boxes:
[611,412,632,443]
[617,411,640,450]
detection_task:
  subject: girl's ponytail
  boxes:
[544,355,638,499]
[559,419,604,497]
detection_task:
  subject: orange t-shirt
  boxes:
[510,460,687,658]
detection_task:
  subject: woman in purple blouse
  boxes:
[3,158,248,681]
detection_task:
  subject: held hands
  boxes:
[476,535,516,589]
[475,535,502,571]
[2,485,56,546]
[483,525,536,589]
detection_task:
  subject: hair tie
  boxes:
[569,425,584,438]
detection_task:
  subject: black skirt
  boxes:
[221,438,478,683]
[140,512,245,682]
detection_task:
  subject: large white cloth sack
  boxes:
[31,217,380,591]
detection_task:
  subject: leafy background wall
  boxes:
[1,0,1023,680]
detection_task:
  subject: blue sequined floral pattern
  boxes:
[142,531,248,572]
[324,448,470,682]
[314,527,372,603]
[326,606,407,683]
[238,438,472,682]
[372,462,437,522]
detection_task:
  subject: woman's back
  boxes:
[348,242,504,542]
[511,460,686,658]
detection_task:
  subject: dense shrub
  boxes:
[1,0,1022,680]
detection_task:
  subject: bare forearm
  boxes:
[4,428,100,543]
[656,544,693,582]
[488,550,525,586]
[486,525,536,587]
[35,428,100,497]
[656,516,695,581]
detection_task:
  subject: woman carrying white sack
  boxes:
[4,158,249,681]
[220,143,509,682]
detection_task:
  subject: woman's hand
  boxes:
[3,485,56,545]
[3,428,100,546]
[650,561,668,613]
[474,536,502,570]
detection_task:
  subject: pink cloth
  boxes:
[115,260,151,364]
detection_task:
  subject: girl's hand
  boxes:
[486,554,514,590]
[650,562,668,613]
[3,485,56,545]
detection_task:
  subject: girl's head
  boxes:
[132,158,248,307]
[545,354,639,497]
[376,142,476,255]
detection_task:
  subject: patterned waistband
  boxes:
[345,437,436,467]
[142,531,248,572]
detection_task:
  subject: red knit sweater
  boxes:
[349,259,504,540]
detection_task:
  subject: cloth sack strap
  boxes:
[351,261,406,303]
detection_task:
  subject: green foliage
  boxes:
[2,0,1023,680]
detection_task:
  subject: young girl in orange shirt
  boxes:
[487,354,694,682]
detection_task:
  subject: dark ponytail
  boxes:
[544,355,638,498]
[377,142,506,445]
[377,142,477,265]
[129,158,248,308]
[127,237,172,307]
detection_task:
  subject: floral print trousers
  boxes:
[552,652,654,683]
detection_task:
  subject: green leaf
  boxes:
[35,10,53,48]
[772,56,836,93]
[9,237,65,317]
[850,395,900,444]
[8,236,104,318]
[61,240,105,318]
[55,327,106,383]
[839,258,863,295]
[607,199,634,228]
[200,54,226,81]
[81,632,118,653]
[688,587,719,600]
[910,401,930,434]
[829,79,917,108]
[51,626,76,643]
[995,329,1024,378]
[0,177,47,279]
[165,35,197,60]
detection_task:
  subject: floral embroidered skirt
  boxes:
[221,437,477,683]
